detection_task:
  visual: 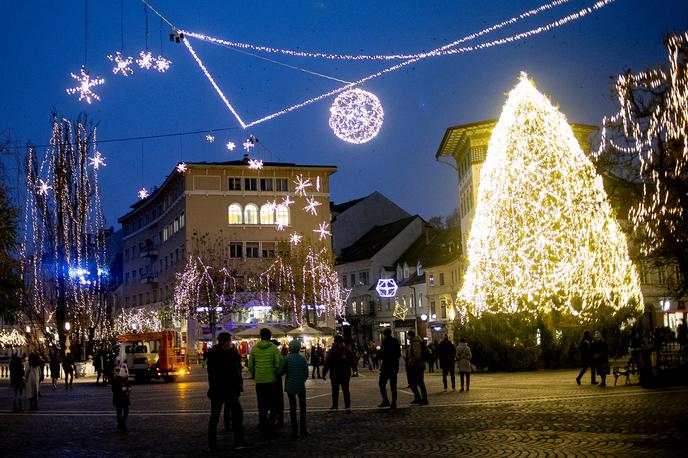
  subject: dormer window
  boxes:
[403,264,409,279]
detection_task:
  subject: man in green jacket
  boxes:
[248,328,282,436]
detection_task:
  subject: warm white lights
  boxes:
[293,175,312,197]
[248,159,263,170]
[289,233,302,245]
[176,162,188,173]
[66,67,105,104]
[154,55,172,72]
[226,140,235,150]
[329,89,384,144]
[136,50,155,69]
[88,151,107,170]
[108,52,134,77]
[138,187,150,199]
[303,197,321,215]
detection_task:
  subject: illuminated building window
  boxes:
[260,204,275,225]
[180,212,185,228]
[359,271,369,285]
[428,274,434,287]
[441,300,447,318]
[244,204,258,224]
[431,301,436,316]
[228,203,243,224]
[275,204,289,226]
[173,217,179,233]
[163,226,169,241]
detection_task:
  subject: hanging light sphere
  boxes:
[329,89,384,144]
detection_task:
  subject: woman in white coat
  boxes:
[455,337,472,392]
[25,352,42,411]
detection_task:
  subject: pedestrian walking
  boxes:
[278,339,310,440]
[94,350,105,386]
[49,353,60,390]
[10,354,25,412]
[62,352,76,389]
[322,335,356,413]
[271,339,285,429]
[111,362,131,432]
[207,332,252,451]
[248,327,282,437]
[406,330,428,405]
[437,334,457,391]
[310,344,322,379]
[25,352,42,411]
[576,330,596,385]
[592,331,609,387]
[371,341,380,370]
[377,328,401,409]
[456,337,472,392]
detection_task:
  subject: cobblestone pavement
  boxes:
[1,366,687,457]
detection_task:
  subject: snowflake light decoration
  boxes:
[226,141,235,150]
[243,139,255,151]
[176,162,188,173]
[276,222,286,231]
[248,159,263,170]
[304,197,321,215]
[88,151,107,170]
[289,233,302,245]
[375,278,398,298]
[154,55,172,72]
[205,134,215,143]
[313,222,331,240]
[329,88,384,144]
[293,175,312,196]
[138,187,149,199]
[108,52,134,76]
[36,179,52,196]
[281,195,294,207]
[136,50,154,69]
[66,67,105,104]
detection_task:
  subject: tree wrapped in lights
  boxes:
[458,74,643,323]
[596,32,688,294]
[21,114,110,355]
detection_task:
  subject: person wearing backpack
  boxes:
[406,330,428,405]
[322,335,356,413]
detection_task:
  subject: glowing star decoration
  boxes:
[176,162,188,173]
[248,159,263,170]
[66,67,105,104]
[457,73,643,323]
[329,88,384,144]
[375,278,398,298]
[88,151,107,169]
[225,141,235,150]
[313,222,331,240]
[206,134,215,143]
[293,175,312,196]
[281,195,294,207]
[36,179,51,196]
[393,298,409,320]
[137,187,149,200]
[136,50,154,69]
[289,233,302,245]
[154,55,172,72]
[304,197,321,216]
[108,52,134,76]
[243,139,255,152]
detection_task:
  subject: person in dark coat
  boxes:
[592,331,609,387]
[207,332,252,451]
[407,330,428,405]
[111,363,131,432]
[10,354,25,412]
[322,335,356,413]
[62,352,76,389]
[94,350,105,386]
[377,328,401,409]
[576,330,596,385]
[437,334,457,391]
[310,344,322,379]
[49,353,61,390]
[271,339,285,429]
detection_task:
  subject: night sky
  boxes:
[2,0,687,228]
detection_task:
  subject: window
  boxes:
[431,301,436,316]
[228,177,241,191]
[175,248,179,263]
[246,242,259,258]
[244,178,257,191]
[179,212,185,228]
[229,242,243,258]
[428,274,435,287]
[124,249,129,261]
[260,178,273,191]
[342,275,348,288]
[275,204,289,226]
[440,272,445,286]
[417,294,423,308]
[262,242,276,258]
[125,272,129,284]
[441,300,447,318]
[228,203,243,224]
[159,231,163,245]
[260,204,275,225]
[359,271,369,286]
[173,217,179,233]
[403,265,409,279]
[350,273,356,287]
[163,226,169,241]
[244,204,258,224]
[275,178,288,192]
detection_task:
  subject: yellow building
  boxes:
[117,157,336,345]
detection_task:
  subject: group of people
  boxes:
[576,330,610,387]
[9,351,78,412]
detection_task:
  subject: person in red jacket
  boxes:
[322,335,356,413]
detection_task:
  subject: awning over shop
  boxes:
[287,324,323,337]
[234,325,290,338]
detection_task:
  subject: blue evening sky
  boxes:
[1,1,687,228]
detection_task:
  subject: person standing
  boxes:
[437,334,457,391]
[377,328,401,409]
[592,331,609,387]
[576,330,596,385]
[62,352,76,389]
[278,339,310,440]
[271,339,285,429]
[207,332,252,451]
[406,330,428,405]
[322,335,356,413]
[248,328,282,437]
[111,362,131,432]
[456,337,473,392]
[310,344,322,379]
[25,352,42,411]
[94,350,104,386]
[10,354,25,412]
[49,352,60,390]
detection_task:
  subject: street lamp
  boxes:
[64,321,71,331]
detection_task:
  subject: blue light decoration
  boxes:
[375,278,398,298]
[68,266,92,285]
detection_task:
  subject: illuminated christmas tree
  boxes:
[458,73,643,322]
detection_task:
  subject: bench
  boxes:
[612,360,639,386]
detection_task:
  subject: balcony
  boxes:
[140,274,159,284]
[141,246,158,258]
